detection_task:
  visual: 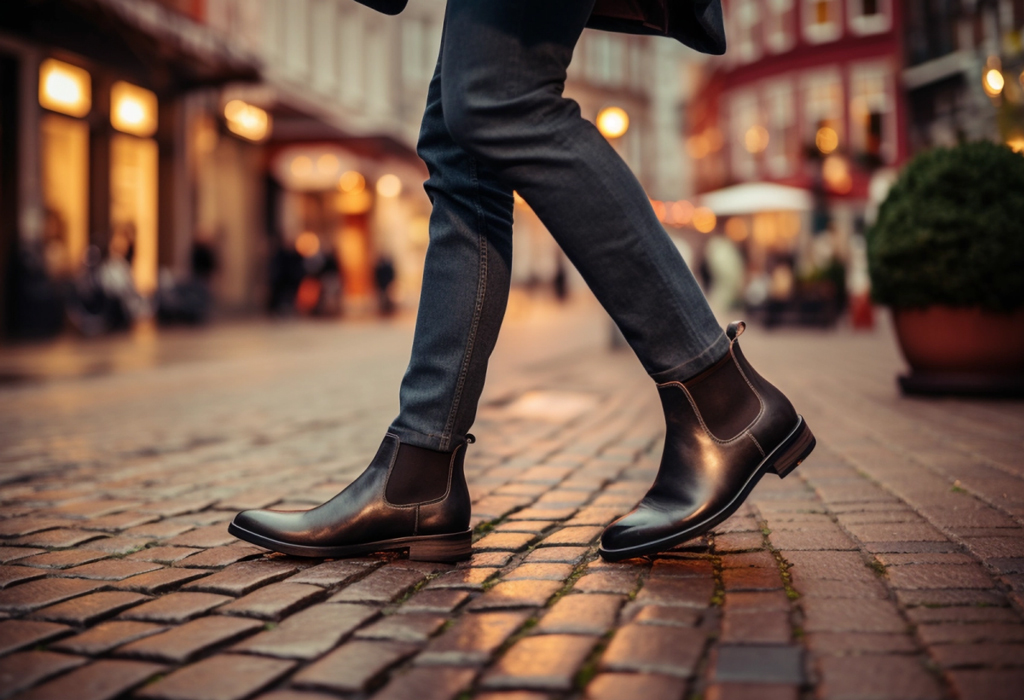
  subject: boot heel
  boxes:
[766,417,816,479]
[408,531,473,563]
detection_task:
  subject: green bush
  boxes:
[866,141,1024,312]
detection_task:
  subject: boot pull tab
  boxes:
[465,434,476,444]
[726,321,746,342]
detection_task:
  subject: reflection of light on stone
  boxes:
[338,170,365,193]
[693,207,717,234]
[295,231,320,257]
[596,106,629,139]
[39,59,91,118]
[725,217,749,242]
[376,173,402,197]
[815,126,839,155]
[744,125,769,153]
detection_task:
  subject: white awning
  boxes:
[698,182,813,216]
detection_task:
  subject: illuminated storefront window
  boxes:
[38,58,91,118]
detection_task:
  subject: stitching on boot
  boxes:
[748,433,766,458]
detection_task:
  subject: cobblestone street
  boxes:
[1,299,1023,700]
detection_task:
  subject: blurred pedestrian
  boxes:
[374,255,397,316]
[231,0,815,564]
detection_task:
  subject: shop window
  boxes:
[339,10,366,107]
[803,0,842,43]
[766,0,796,53]
[848,0,891,35]
[110,134,159,295]
[40,115,89,276]
[764,79,797,176]
[850,62,895,163]
[733,0,762,63]
[802,69,844,149]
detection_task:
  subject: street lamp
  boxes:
[111,81,157,138]
[38,58,91,117]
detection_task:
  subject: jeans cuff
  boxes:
[648,331,730,384]
[386,425,448,452]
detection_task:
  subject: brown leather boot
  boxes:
[599,321,815,561]
[229,433,473,562]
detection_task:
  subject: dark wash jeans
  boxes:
[389,0,728,452]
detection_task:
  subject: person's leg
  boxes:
[439,0,729,383]
[388,28,515,452]
[436,0,814,562]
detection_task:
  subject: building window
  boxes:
[584,33,625,87]
[734,0,762,63]
[766,0,796,53]
[802,69,844,148]
[339,9,365,107]
[764,78,797,176]
[729,91,761,181]
[848,0,891,35]
[803,0,842,43]
[849,61,896,163]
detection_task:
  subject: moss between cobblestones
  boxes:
[868,558,888,577]
[573,630,613,690]
[760,520,800,601]
[709,552,725,607]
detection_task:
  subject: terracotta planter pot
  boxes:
[892,306,1024,374]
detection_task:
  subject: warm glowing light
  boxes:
[224,99,270,142]
[725,217,749,242]
[317,154,339,174]
[693,207,717,234]
[651,200,667,222]
[39,59,91,118]
[823,154,853,193]
[753,213,779,246]
[815,126,839,155]
[1007,136,1024,154]
[338,170,365,193]
[984,68,1005,96]
[295,231,321,257]
[409,215,431,247]
[744,125,770,154]
[687,135,710,159]
[291,156,313,177]
[110,81,157,137]
[596,106,630,139]
[336,189,373,215]
[376,173,402,198]
[670,200,694,226]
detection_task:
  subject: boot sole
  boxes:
[598,415,816,562]
[226,522,474,563]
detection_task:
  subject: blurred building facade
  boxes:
[0,0,700,340]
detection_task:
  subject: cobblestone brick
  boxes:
[329,567,426,604]
[802,598,906,633]
[111,567,211,594]
[573,570,638,595]
[9,529,103,549]
[418,611,531,666]
[51,620,166,656]
[0,650,86,697]
[120,592,231,623]
[182,560,298,596]
[635,578,715,608]
[0,578,103,615]
[535,593,621,635]
[481,634,597,691]
[425,568,499,591]
[723,591,790,612]
[917,623,1024,645]
[930,643,1024,669]
[17,551,109,570]
[585,672,687,700]
[30,591,149,626]
[166,524,237,548]
[651,558,714,578]
[630,605,701,627]
[721,610,791,644]
[399,589,469,614]
[285,560,370,587]
[523,547,589,564]
[538,526,602,546]
[117,615,263,663]
[137,654,294,700]
[292,640,418,693]
[57,559,162,581]
[885,564,993,590]
[18,659,165,700]
[502,563,573,581]
[369,667,476,700]
[127,546,203,564]
[712,645,803,684]
[722,567,784,592]
[601,624,705,677]
[0,547,44,564]
[355,613,447,643]
[705,683,798,700]
[467,580,562,610]
[233,603,378,659]
[0,620,70,656]
[174,545,263,569]
[474,533,536,552]
[0,565,44,588]
[947,669,1024,700]
[817,655,942,700]
[805,632,918,655]
[217,582,325,620]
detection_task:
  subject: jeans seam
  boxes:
[440,157,489,452]
[650,331,729,382]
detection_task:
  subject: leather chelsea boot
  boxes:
[599,321,815,561]
[228,433,473,562]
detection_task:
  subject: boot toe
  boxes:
[232,508,308,543]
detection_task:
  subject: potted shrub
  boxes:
[866,141,1024,395]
